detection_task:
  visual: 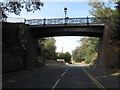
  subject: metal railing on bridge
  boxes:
[25,17,109,26]
[2,17,109,26]
[1,17,26,23]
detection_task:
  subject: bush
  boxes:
[85,59,91,64]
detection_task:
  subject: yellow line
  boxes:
[82,67,106,90]
[87,70,111,88]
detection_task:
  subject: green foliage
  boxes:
[38,37,57,60]
[57,52,64,59]
[64,52,71,62]
[72,37,98,64]
[37,38,47,56]
[44,37,57,60]
[57,52,71,62]
[88,2,115,17]
[72,46,82,62]
[110,2,120,43]
[88,1,120,43]
[0,0,43,19]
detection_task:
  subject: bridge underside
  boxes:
[30,25,104,38]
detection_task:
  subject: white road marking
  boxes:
[52,69,68,90]
[61,72,66,77]
[52,78,60,90]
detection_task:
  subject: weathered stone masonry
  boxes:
[2,23,38,73]
[2,22,119,73]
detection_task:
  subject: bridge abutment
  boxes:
[2,23,39,73]
[24,25,37,70]
[97,24,119,70]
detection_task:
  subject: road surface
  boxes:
[2,64,119,89]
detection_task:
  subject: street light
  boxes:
[64,7,67,18]
[64,7,67,26]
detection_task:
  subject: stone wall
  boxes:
[2,47,25,73]
[2,22,45,73]
[2,23,26,73]
[98,24,119,70]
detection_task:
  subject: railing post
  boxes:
[87,16,89,26]
[24,18,26,24]
[43,18,46,26]
[65,17,66,26]
[65,17,68,26]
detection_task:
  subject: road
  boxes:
[2,64,119,89]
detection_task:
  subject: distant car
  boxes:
[68,62,72,64]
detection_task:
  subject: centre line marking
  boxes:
[61,72,66,77]
[65,69,68,72]
[52,78,60,90]
[52,69,68,90]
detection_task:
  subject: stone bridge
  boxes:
[2,17,119,73]
[27,17,107,38]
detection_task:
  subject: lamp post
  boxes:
[64,7,67,26]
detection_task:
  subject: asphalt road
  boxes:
[2,64,119,89]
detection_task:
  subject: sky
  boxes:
[6,1,116,54]
[7,2,92,19]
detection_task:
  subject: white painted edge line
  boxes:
[52,78,60,90]
[65,69,68,72]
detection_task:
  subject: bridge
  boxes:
[25,17,109,38]
[3,17,116,73]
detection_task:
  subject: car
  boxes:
[68,62,72,64]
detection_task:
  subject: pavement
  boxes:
[2,63,119,89]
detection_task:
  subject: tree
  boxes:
[64,52,71,62]
[44,37,57,60]
[37,38,47,56]
[0,0,44,21]
[88,2,120,43]
[110,1,120,43]
[72,46,83,62]
[57,52,64,59]
[72,37,98,64]
[88,2,115,17]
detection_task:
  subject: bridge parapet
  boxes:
[26,17,109,26]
